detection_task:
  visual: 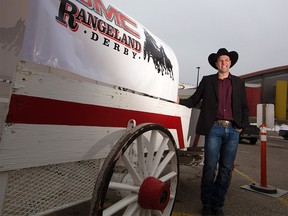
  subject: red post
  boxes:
[249,106,277,194]
[260,124,267,187]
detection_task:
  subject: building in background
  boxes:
[240,65,288,123]
[178,65,288,124]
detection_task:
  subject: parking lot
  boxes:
[173,131,288,216]
[51,132,288,216]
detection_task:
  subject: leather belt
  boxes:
[215,120,231,128]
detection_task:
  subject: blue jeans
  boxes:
[201,123,240,209]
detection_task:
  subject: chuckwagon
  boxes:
[0,0,203,215]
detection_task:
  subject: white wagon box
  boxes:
[0,0,202,215]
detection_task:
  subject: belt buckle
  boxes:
[219,120,230,127]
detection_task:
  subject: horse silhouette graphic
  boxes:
[143,29,174,80]
[0,18,25,56]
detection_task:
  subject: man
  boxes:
[180,48,249,216]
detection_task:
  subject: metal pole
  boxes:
[196,67,200,87]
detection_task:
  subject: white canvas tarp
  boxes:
[22,0,179,101]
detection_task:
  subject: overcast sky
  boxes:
[109,0,288,85]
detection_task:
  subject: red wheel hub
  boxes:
[138,176,170,211]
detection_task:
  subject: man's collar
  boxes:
[217,72,231,80]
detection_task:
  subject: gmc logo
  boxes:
[76,0,140,38]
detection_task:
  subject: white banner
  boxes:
[22,0,179,101]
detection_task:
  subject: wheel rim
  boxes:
[90,123,179,216]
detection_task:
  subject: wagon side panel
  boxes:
[0,0,197,215]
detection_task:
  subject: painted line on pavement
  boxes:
[234,168,288,207]
[234,168,256,183]
[278,197,288,206]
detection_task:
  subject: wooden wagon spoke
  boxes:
[108,181,139,192]
[136,135,148,179]
[147,130,158,174]
[122,202,139,216]
[103,194,138,216]
[121,153,142,185]
[154,151,176,179]
[159,171,177,183]
[150,137,169,176]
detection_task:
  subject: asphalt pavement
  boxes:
[173,131,288,216]
[50,132,288,216]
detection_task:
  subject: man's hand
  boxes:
[236,128,242,133]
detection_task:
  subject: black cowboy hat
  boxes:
[208,48,238,70]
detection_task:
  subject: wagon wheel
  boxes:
[90,123,179,216]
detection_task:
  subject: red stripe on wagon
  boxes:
[7,94,185,148]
